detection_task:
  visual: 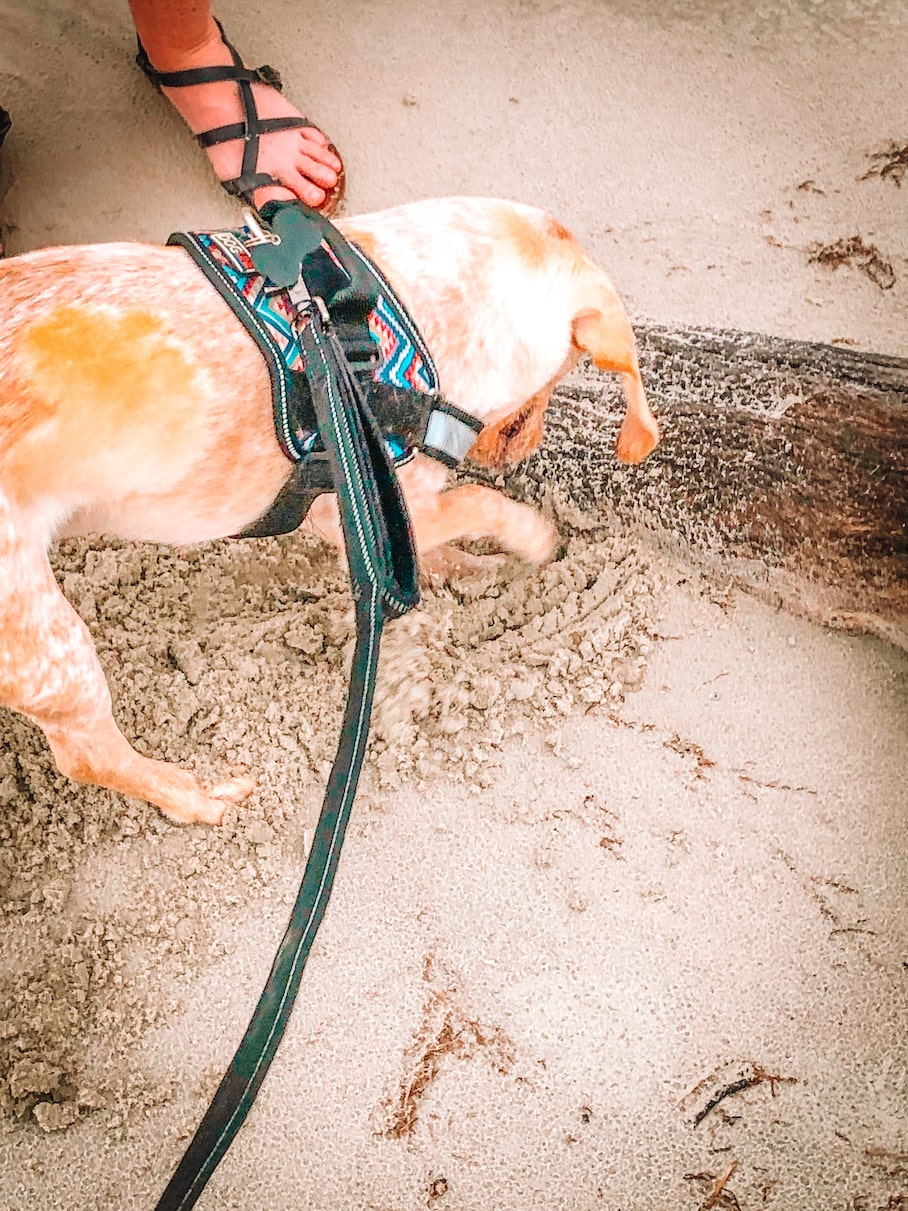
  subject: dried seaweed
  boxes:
[864,1146,908,1180]
[664,733,716,780]
[693,1065,798,1128]
[859,141,908,188]
[375,954,516,1139]
[807,237,895,291]
[684,1163,743,1210]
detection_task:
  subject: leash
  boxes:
[155,227,418,1210]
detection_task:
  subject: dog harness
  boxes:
[154,202,483,1211]
[168,202,483,537]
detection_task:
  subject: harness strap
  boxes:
[236,379,484,537]
[168,202,482,539]
[155,301,417,1211]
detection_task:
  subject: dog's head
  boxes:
[468,211,660,471]
[340,199,660,472]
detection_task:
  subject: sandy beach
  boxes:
[0,2,906,1208]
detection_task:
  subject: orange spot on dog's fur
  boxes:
[22,305,190,423]
[544,216,576,243]
[492,207,586,273]
[9,304,207,499]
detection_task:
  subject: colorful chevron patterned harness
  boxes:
[168,203,483,538]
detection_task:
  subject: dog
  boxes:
[0,197,659,825]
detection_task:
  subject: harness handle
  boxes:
[301,306,419,617]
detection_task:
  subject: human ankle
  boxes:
[139,17,226,74]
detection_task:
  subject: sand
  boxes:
[0,1,906,1209]
[0,521,658,1126]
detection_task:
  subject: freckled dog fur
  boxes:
[0,197,659,824]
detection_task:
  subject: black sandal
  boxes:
[136,22,345,215]
[0,106,11,258]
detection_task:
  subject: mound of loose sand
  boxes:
[0,508,658,1134]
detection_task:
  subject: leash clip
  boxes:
[241,208,282,248]
[289,282,331,329]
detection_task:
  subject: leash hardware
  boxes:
[288,277,311,311]
[241,208,282,248]
[291,289,332,329]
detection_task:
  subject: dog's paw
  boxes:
[161,771,256,826]
[212,772,257,805]
[616,412,660,464]
[507,509,558,564]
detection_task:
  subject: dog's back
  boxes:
[0,241,293,542]
[1,199,657,545]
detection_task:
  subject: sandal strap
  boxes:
[221,171,282,199]
[136,21,276,201]
[140,61,272,89]
[135,20,285,93]
[196,114,307,149]
[135,19,344,211]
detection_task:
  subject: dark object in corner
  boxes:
[0,106,10,258]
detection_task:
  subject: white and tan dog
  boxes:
[0,197,659,825]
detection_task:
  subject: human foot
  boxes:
[137,20,344,213]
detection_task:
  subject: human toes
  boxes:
[297,150,340,190]
[307,137,343,174]
[283,166,329,209]
[297,124,334,154]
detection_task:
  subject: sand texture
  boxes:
[0,0,907,1208]
[0,522,658,1128]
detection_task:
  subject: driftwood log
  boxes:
[500,325,908,645]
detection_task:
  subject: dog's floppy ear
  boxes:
[572,297,660,464]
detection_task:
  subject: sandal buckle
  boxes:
[255,64,284,92]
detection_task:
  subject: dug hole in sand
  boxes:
[1,0,907,1208]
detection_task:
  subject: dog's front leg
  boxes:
[408,482,556,568]
[304,478,555,573]
[0,503,252,823]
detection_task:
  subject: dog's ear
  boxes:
[572,300,660,464]
[469,383,552,469]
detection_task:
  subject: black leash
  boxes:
[155,269,418,1210]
